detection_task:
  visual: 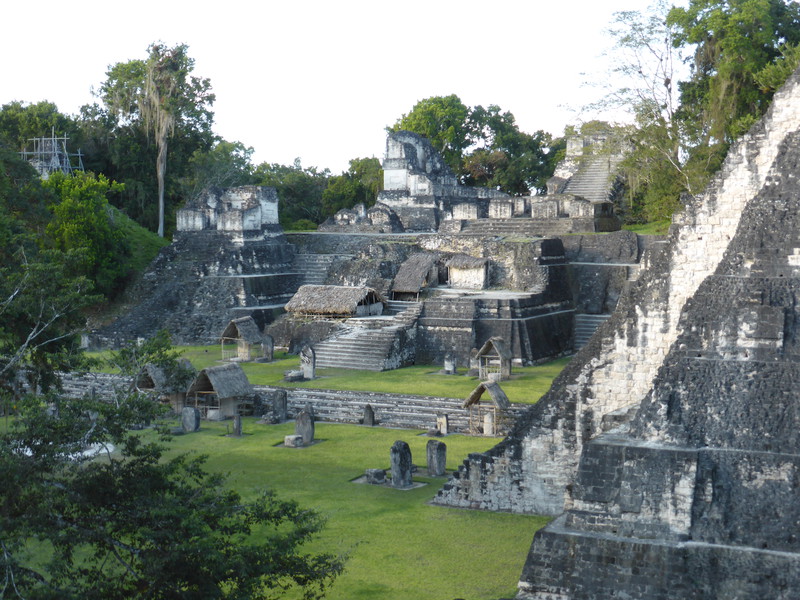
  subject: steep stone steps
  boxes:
[562,156,620,203]
[291,253,352,285]
[258,385,528,433]
[313,303,423,371]
[458,218,572,237]
[573,313,611,349]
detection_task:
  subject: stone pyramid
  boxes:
[436,67,800,598]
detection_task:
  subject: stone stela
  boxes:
[390,440,413,488]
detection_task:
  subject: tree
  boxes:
[389,95,472,172]
[1,336,345,599]
[0,150,95,404]
[390,97,557,195]
[100,43,215,237]
[0,101,80,153]
[180,140,255,201]
[42,171,130,297]
[320,157,383,218]
[668,0,800,143]
[253,159,330,229]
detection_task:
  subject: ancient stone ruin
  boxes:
[390,440,413,488]
[321,129,623,236]
[435,66,800,598]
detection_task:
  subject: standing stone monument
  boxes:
[363,404,375,426]
[483,411,495,436]
[262,334,275,362]
[181,406,200,433]
[390,440,413,488]
[467,348,480,377]
[443,352,457,375]
[426,439,447,476]
[436,414,449,435]
[300,345,315,380]
[295,408,315,445]
[232,414,242,437]
[272,389,287,423]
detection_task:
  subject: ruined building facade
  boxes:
[434,65,800,599]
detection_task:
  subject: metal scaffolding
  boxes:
[19,128,84,179]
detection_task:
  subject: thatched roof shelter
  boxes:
[220,316,263,344]
[445,253,489,289]
[445,254,488,269]
[285,285,386,317]
[476,337,512,381]
[392,252,439,294]
[477,337,512,361]
[463,381,511,435]
[188,363,252,400]
[136,359,195,394]
[463,381,511,410]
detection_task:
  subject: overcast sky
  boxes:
[3,0,658,173]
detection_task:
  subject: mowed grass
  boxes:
[154,419,549,599]
[162,346,571,404]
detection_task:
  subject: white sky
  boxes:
[2,0,653,173]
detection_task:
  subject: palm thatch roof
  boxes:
[463,381,511,409]
[285,285,386,316]
[220,316,263,343]
[476,336,512,360]
[392,252,439,293]
[187,363,252,399]
[136,359,195,393]
[445,254,488,269]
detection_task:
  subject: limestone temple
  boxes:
[88,64,800,596]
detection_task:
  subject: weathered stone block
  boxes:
[181,407,200,433]
[284,434,304,448]
[427,439,447,476]
[295,408,315,445]
[390,440,413,488]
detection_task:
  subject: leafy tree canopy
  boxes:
[42,171,130,297]
[668,0,800,143]
[390,96,558,195]
[253,159,330,229]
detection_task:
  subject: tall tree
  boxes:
[390,97,556,195]
[0,101,80,153]
[389,95,472,172]
[320,157,383,218]
[100,43,215,237]
[42,171,130,297]
[253,159,330,229]
[668,0,800,143]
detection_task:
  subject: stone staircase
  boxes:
[457,218,573,237]
[573,313,611,350]
[313,303,423,371]
[291,253,350,285]
[258,385,528,433]
[562,155,620,203]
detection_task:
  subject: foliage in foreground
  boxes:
[0,333,344,599]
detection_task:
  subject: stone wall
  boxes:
[92,230,297,347]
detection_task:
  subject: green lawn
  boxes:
[622,219,671,235]
[155,419,548,599]
[156,346,571,404]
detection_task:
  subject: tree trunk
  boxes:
[156,136,168,237]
